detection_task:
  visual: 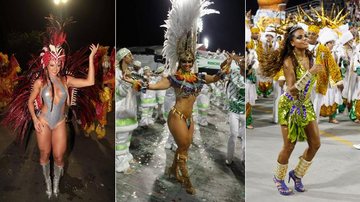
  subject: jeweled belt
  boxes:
[170,107,188,120]
[285,80,311,119]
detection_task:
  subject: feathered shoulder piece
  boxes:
[161,0,219,74]
[0,57,43,145]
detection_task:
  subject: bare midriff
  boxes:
[173,96,197,118]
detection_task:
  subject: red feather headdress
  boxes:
[39,15,75,68]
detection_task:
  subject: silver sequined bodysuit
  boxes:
[39,77,67,129]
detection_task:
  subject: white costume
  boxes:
[245,49,258,106]
[338,31,356,104]
[154,66,166,121]
[210,82,222,107]
[139,66,157,126]
[226,67,245,164]
[197,84,210,126]
[115,48,138,173]
[131,60,143,119]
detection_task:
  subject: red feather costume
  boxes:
[0,53,21,110]
[83,46,115,139]
[1,15,101,146]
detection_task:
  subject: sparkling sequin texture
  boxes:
[168,73,206,98]
[278,64,317,143]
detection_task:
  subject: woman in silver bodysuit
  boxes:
[27,39,98,198]
[0,15,100,199]
[28,43,99,198]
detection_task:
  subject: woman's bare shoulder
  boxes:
[283,57,294,70]
[33,78,43,87]
[60,76,68,85]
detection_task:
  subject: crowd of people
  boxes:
[246,0,360,196]
[115,0,245,195]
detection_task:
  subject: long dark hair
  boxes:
[46,69,55,111]
[260,26,312,78]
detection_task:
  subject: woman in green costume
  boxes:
[261,25,323,195]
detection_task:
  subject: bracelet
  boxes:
[216,70,226,80]
[294,70,312,91]
[132,80,142,91]
[140,81,149,93]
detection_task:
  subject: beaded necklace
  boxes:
[293,51,307,71]
[168,69,206,98]
[292,51,312,102]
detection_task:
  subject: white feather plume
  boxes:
[161,0,219,74]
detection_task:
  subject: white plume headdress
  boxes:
[161,0,219,74]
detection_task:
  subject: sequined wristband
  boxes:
[294,70,312,91]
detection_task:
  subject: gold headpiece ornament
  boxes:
[308,25,320,34]
[251,27,260,34]
[271,14,299,36]
[256,17,278,32]
[297,2,349,30]
[269,24,289,36]
[177,31,196,62]
[293,7,306,23]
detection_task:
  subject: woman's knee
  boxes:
[310,141,321,151]
[307,129,321,151]
[53,153,64,165]
[39,150,51,161]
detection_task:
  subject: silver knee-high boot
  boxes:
[41,162,52,198]
[53,164,64,197]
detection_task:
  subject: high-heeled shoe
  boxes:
[178,154,195,195]
[41,162,52,199]
[273,176,293,196]
[167,153,184,183]
[288,170,305,192]
[53,164,64,197]
[290,157,312,192]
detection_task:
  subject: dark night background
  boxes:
[0,0,115,68]
[117,0,244,54]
